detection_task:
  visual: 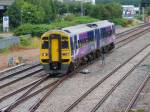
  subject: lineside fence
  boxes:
[0,36,20,49]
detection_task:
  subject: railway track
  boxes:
[27,28,150,112]
[18,44,150,112]
[115,24,150,49]
[124,72,150,112]
[64,44,150,112]
[3,54,103,112]
[116,23,150,38]
[0,45,112,112]
[0,62,40,82]
[0,65,43,90]
[0,63,26,75]
[0,79,59,112]
[0,24,150,112]
[0,77,48,103]
[0,75,51,112]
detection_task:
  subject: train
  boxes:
[40,20,116,75]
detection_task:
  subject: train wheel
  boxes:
[87,54,92,62]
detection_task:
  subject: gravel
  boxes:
[96,56,150,112]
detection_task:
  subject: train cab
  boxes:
[40,31,72,75]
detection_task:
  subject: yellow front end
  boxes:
[40,31,72,75]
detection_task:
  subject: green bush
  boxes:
[14,16,98,37]
[0,48,8,53]
[135,15,143,20]
[20,37,31,47]
[0,24,2,32]
[112,18,129,27]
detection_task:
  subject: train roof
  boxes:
[62,20,114,35]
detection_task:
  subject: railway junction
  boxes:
[0,23,149,112]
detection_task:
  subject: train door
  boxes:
[49,34,61,70]
[51,38,59,61]
[74,35,78,55]
[95,29,100,49]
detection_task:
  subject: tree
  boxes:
[85,3,122,20]
[145,6,150,15]
[21,2,45,24]
[5,2,21,27]
[25,0,57,22]
[5,0,45,27]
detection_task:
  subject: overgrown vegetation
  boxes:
[19,35,40,48]
[5,0,122,27]
[4,0,136,38]
[145,6,150,16]
[0,48,9,54]
[14,16,98,37]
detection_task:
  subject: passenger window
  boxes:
[78,40,81,48]
[42,41,48,49]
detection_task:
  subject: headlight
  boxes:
[42,53,48,56]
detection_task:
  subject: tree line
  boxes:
[6,0,122,27]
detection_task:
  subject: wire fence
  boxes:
[0,36,20,49]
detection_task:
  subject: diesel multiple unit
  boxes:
[40,20,115,75]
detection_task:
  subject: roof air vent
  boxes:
[64,30,71,33]
[87,24,98,28]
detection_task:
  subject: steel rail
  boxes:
[124,72,150,112]
[0,67,43,89]
[3,75,49,112]
[26,24,150,112]
[116,23,150,38]
[0,63,26,75]
[64,44,150,112]
[115,28,150,49]
[0,80,59,112]
[116,26,150,45]
[0,63,40,82]
[1,24,149,112]
[0,78,47,103]
[90,53,150,112]
[28,51,109,112]
[28,75,69,112]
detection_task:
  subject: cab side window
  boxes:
[62,40,69,49]
[62,36,69,49]
[42,41,48,49]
